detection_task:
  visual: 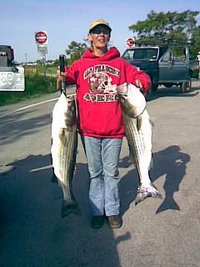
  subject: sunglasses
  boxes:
[90,27,110,35]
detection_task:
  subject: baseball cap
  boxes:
[89,18,112,33]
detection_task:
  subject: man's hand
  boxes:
[135,79,143,89]
[56,69,67,90]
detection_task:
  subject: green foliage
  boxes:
[66,41,88,65]
[129,10,200,58]
[0,73,57,106]
[189,27,200,58]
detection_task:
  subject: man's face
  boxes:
[88,25,110,49]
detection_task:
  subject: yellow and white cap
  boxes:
[89,18,112,32]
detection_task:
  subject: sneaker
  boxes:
[107,215,122,229]
[91,216,104,229]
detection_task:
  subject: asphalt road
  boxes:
[0,81,200,267]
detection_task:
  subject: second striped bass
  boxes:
[117,83,162,205]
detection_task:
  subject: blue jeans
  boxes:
[82,136,122,217]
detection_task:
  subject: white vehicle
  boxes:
[0,45,25,91]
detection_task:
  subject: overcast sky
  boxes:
[1,0,200,62]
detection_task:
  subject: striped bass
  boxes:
[117,83,162,205]
[51,93,80,217]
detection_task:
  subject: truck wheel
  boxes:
[145,84,158,101]
[152,84,158,92]
[180,80,191,93]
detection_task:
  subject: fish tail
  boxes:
[135,183,162,205]
[61,199,81,218]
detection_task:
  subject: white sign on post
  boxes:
[35,31,48,77]
[35,31,48,60]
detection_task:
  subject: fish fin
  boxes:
[136,116,143,131]
[61,200,81,218]
[51,171,58,183]
[135,183,162,205]
[59,128,69,145]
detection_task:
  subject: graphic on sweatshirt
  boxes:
[83,64,120,102]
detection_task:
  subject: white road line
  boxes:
[30,164,52,172]
[0,97,59,119]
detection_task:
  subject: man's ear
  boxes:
[88,33,92,42]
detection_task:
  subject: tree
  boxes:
[66,41,87,65]
[189,26,200,57]
[129,10,200,58]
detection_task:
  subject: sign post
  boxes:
[35,31,48,77]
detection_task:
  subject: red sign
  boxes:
[35,31,47,45]
[126,37,135,48]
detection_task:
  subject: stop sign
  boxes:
[126,37,135,48]
[35,31,48,45]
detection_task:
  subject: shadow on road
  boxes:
[119,145,190,215]
[0,143,190,266]
[152,145,190,213]
[0,110,51,146]
[0,153,126,267]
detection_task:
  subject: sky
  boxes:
[1,0,200,63]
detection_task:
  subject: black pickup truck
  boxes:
[122,43,199,96]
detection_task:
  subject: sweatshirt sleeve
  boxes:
[124,60,152,93]
[64,63,78,85]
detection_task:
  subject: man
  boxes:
[57,18,151,229]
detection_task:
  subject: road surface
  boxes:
[0,82,200,267]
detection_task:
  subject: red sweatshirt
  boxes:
[66,47,151,138]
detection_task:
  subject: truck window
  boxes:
[123,50,134,60]
[172,46,186,61]
[134,50,146,59]
[0,52,7,67]
[161,50,171,62]
[133,48,158,60]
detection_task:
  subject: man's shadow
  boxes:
[119,145,190,215]
[0,154,123,267]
